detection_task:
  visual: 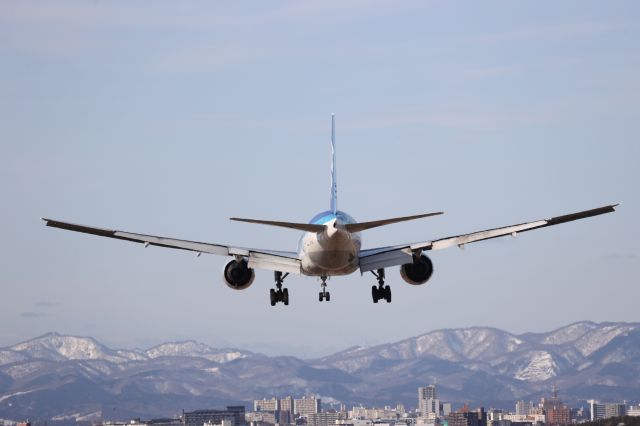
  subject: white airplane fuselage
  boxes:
[298,210,361,276]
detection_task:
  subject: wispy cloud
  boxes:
[255,0,428,24]
[469,22,627,45]
[459,65,519,81]
[605,253,637,261]
[348,106,553,132]
[20,301,59,319]
[153,42,265,73]
[35,301,59,308]
[21,311,51,319]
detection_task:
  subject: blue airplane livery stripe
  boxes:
[309,210,356,225]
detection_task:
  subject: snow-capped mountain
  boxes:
[0,322,638,422]
[6,332,147,364]
[145,341,250,363]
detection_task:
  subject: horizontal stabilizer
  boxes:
[344,211,443,233]
[230,217,325,233]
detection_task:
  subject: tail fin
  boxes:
[330,113,337,214]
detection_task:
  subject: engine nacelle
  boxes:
[222,259,255,290]
[400,254,434,285]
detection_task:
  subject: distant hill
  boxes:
[1,322,639,422]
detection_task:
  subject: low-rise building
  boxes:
[501,415,545,424]
[255,398,280,412]
[307,412,339,426]
[246,412,277,426]
[184,406,246,426]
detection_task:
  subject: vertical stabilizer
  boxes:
[330,114,337,214]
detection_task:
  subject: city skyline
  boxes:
[6,386,640,425]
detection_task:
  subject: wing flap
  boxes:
[359,247,413,273]
[248,252,301,275]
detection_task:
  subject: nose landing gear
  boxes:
[319,275,331,302]
[371,268,391,303]
[270,271,290,306]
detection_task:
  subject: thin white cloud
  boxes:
[469,21,627,45]
[21,311,51,319]
[153,42,263,73]
[459,65,519,81]
[255,0,429,24]
[347,105,554,132]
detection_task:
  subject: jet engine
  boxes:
[400,254,434,285]
[222,258,255,290]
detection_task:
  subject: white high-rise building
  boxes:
[419,385,437,400]
[515,401,532,415]
[418,385,437,416]
[422,399,441,416]
[295,396,321,416]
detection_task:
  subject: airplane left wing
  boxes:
[359,204,618,273]
[42,218,301,274]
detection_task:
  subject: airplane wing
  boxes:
[359,204,618,273]
[42,218,302,275]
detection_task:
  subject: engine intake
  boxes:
[400,254,433,285]
[222,259,255,290]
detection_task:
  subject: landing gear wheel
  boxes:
[270,271,290,306]
[318,275,330,303]
[371,268,391,304]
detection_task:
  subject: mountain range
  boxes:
[1,321,639,423]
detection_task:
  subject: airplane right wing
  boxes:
[42,218,302,274]
[359,204,618,273]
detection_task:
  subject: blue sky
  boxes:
[1,1,638,357]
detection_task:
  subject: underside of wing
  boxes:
[359,204,617,273]
[42,218,301,274]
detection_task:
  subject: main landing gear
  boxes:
[319,275,331,302]
[371,268,391,303]
[270,271,289,306]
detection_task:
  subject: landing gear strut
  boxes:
[270,271,289,306]
[371,268,391,303]
[319,275,331,302]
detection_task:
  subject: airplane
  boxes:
[43,115,617,306]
